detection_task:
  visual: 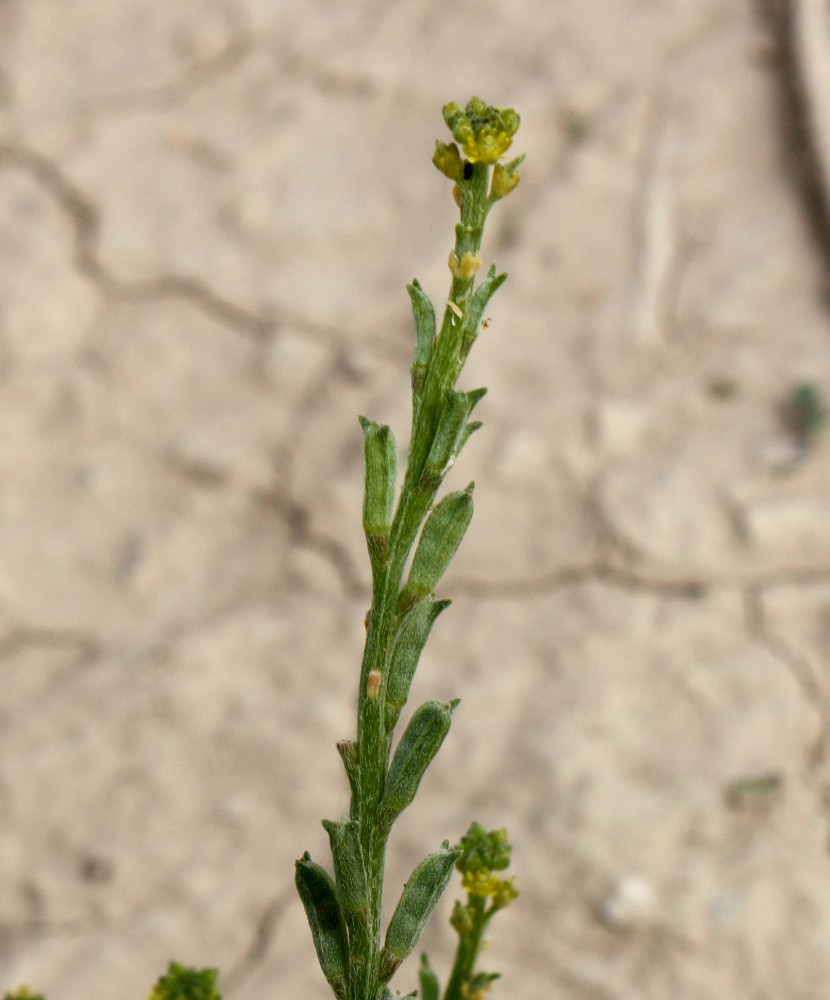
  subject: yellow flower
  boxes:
[441,97,521,166]
[460,127,513,164]
[461,869,501,897]
[461,869,518,909]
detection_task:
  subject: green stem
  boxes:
[443,897,491,1000]
[349,160,494,1000]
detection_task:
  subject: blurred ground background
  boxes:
[2,1,830,997]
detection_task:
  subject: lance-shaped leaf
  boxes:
[468,971,501,995]
[386,597,451,732]
[322,817,369,919]
[419,953,441,1000]
[336,739,359,815]
[407,279,436,402]
[379,842,462,983]
[380,699,458,827]
[359,416,397,568]
[460,264,507,360]
[400,485,474,611]
[419,388,487,494]
[294,853,348,1000]
[456,419,483,457]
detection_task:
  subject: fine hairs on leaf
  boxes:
[296,97,523,1000]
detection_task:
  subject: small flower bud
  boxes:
[453,183,463,208]
[433,140,464,181]
[491,163,517,199]
[492,877,519,910]
[448,251,482,280]
[450,899,474,934]
[490,154,525,200]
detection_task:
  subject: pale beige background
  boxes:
[2,2,830,998]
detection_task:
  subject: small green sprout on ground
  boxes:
[3,989,45,1000]
[781,381,827,447]
[146,963,221,1000]
[296,98,523,1000]
[559,106,592,145]
[725,772,784,813]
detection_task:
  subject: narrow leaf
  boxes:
[380,842,462,982]
[419,952,441,1000]
[381,700,457,826]
[407,280,436,402]
[360,416,397,568]
[294,853,348,999]
[400,485,474,609]
[386,597,451,732]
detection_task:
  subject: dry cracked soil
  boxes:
[2,1,830,998]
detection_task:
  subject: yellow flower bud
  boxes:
[490,162,519,199]
[448,251,482,280]
[433,141,464,181]
[490,155,525,200]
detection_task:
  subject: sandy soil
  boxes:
[1,1,830,998]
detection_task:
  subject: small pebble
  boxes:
[599,874,657,929]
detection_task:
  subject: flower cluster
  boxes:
[454,822,518,913]
[433,97,524,205]
[442,98,520,164]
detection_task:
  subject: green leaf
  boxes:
[294,853,348,999]
[380,842,462,982]
[407,280,437,402]
[322,817,369,918]
[360,417,397,568]
[400,485,474,609]
[385,596,451,731]
[336,739,359,813]
[460,265,507,360]
[419,952,441,1000]
[381,700,458,826]
[420,388,487,493]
